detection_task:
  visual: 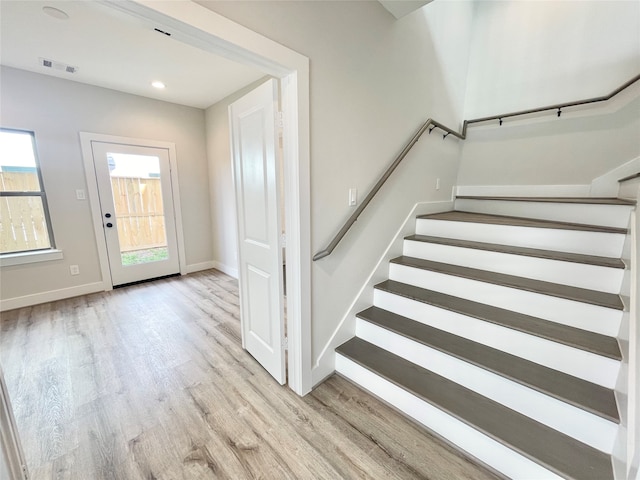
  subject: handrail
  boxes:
[313,73,640,261]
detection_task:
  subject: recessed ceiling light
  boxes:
[42,6,69,20]
[151,81,166,89]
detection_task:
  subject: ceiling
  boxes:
[0,1,266,109]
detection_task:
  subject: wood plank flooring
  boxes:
[0,270,497,480]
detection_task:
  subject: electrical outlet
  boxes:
[76,189,86,200]
[69,265,80,275]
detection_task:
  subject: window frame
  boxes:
[0,128,57,257]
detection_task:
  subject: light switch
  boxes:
[348,188,357,207]
[76,189,86,200]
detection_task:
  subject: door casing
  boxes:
[80,133,187,289]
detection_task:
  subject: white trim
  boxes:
[186,261,216,274]
[0,282,104,312]
[79,132,186,289]
[0,367,27,480]
[455,184,591,198]
[0,249,63,267]
[211,261,238,278]
[108,0,312,395]
[590,156,640,197]
[311,200,453,386]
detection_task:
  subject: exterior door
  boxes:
[230,79,286,384]
[90,141,180,286]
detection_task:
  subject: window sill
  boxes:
[0,249,64,267]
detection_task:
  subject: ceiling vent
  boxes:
[39,57,78,74]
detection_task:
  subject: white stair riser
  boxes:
[388,263,622,336]
[373,289,620,388]
[454,198,633,229]
[416,219,625,258]
[403,240,624,294]
[336,354,564,480]
[356,319,617,453]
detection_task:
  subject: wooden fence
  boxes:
[110,176,167,252]
[0,172,166,253]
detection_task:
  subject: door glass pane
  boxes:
[107,153,169,266]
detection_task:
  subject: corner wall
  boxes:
[196,0,475,376]
[0,66,213,307]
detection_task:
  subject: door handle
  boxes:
[106,222,113,228]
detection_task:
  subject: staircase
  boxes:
[335,196,636,480]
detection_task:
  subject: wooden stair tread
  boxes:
[417,211,628,234]
[456,196,636,205]
[405,234,625,269]
[390,255,623,311]
[337,338,614,480]
[618,173,640,183]
[375,279,621,360]
[357,305,619,423]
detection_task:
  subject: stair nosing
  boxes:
[390,255,624,311]
[356,305,619,423]
[337,338,614,480]
[404,234,625,269]
[455,196,636,206]
[416,211,628,234]
[374,279,621,360]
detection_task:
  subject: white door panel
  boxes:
[230,79,285,384]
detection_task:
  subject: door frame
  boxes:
[79,133,187,288]
[102,0,312,396]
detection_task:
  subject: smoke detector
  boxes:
[39,57,78,74]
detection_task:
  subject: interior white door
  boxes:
[230,79,286,384]
[90,141,180,286]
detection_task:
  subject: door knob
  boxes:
[106,222,113,228]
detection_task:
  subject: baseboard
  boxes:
[211,261,238,279]
[311,200,454,387]
[0,281,105,312]
[591,156,640,197]
[455,184,591,198]
[185,261,216,274]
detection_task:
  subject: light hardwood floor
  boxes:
[1,270,497,480]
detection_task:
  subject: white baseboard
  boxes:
[311,200,454,387]
[455,184,591,198]
[0,282,105,312]
[185,261,216,274]
[211,261,238,279]
[590,156,640,197]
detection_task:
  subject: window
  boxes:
[0,129,56,255]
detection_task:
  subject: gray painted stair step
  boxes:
[391,255,624,311]
[405,234,625,269]
[418,211,628,234]
[337,338,614,480]
[456,196,636,205]
[357,305,619,423]
[375,279,621,360]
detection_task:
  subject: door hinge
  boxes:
[280,233,286,247]
[276,111,284,128]
[282,336,288,350]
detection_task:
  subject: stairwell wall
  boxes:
[457,0,640,191]
[197,0,475,383]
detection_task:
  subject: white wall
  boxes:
[458,0,640,190]
[464,0,640,119]
[205,78,270,278]
[0,66,213,304]
[197,0,474,377]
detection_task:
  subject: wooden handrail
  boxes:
[313,73,640,261]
